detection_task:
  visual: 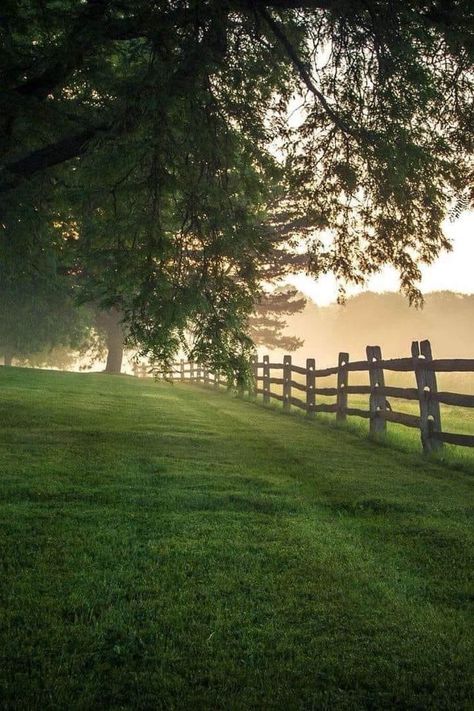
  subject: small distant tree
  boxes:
[248,206,308,352]
[249,288,306,352]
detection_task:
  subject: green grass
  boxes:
[1,367,473,710]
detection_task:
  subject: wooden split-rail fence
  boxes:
[157,340,474,454]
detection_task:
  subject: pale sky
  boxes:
[288,211,474,305]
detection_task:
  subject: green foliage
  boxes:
[0,367,473,707]
[0,0,472,369]
[0,232,94,362]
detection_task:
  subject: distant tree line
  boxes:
[284,291,474,364]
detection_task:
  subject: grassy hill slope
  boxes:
[0,368,473,709]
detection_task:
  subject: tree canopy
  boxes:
[1,0,472,373]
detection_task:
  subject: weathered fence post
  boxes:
[237,370,245,398]
[204,366,209,387]
[190,361,195,382]
[366,345,387,436]
[214,369,219,389]
[251,354,258,398]
[283,355,292,411]
[336,352,349,421]
[412,340,443,453]
[180,359,185,382]
[263,355,270,404]
[306,357,315,417]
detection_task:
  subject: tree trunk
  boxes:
[101,309,125,374]
[105,333,124,374]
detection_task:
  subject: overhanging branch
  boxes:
[256,4,377,143]
[0,127,105,193]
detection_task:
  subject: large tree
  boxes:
[1,1,472,374]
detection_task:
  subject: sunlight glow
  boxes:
[288,211,474,305]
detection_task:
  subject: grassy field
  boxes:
[0,367,473,710]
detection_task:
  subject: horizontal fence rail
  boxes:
[156,340,474,454]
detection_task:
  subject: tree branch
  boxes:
[256,4,377,142]
[12,0,109,100]
[0,127,105,193]
[253,0,337,8]
[10,5,186,102]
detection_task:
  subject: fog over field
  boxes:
[269,290,474,366]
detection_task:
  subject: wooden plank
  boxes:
[345,385,371,395]
[347,384,419,400]
[367,345,387,435]
[269,391,284,402]
[283,355,291,411]
[427,358,474,372]
[346,357,414,372]
[378,357,414,372]
[382,410,420,429]
[380,386,419,401]
[306,358,315,417]
[291,364,307,375]
[269,377,284,385]
[314,403,338,413]
[315,387,338,396]
[269,363,284,370]
[345,407,371,419]
[434,431,474,447]
[290,380,307,392]
[345,360,368,372]
[290,396,306,410]
[336,352,349,421]
[434,391,474,408]
[314,365,339,377]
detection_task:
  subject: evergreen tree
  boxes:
[249,288,306,352]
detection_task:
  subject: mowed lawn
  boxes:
[0,369,473,710]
